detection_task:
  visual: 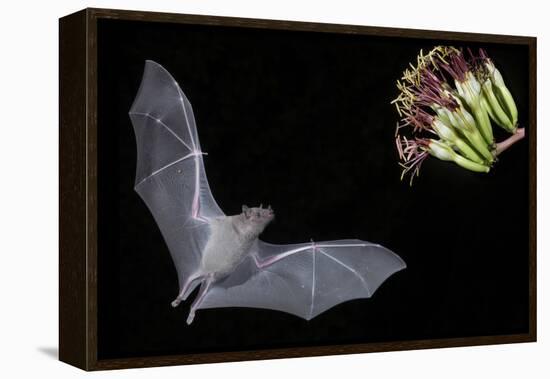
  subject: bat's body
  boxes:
[129,61,406,325]
[201,215,257,276]
[172,206,275,323]
[200,207,273,276]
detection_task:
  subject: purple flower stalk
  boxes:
[439,49,470,82]
[395,135,430,184]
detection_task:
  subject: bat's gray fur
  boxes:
[200,206,274,277]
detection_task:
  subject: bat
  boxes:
[129,60,406,324]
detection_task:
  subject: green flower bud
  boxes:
[481,79,515,132]
[485,60,518,128]
[432,119,484,164]
[427,140,490,173]
[436,104,494,163]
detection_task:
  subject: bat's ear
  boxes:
[242,205,250,217]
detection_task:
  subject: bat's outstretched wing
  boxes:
[129,60,224,293]
[199,239,406,320]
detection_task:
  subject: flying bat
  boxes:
[129,60,406,324]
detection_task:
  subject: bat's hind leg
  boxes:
[171,274,203,308]
[186,275,214,325]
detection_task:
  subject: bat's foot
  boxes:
[186,310,195,324]
[171,298,182,308]
[184,275,212,325]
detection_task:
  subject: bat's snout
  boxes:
[258,204,274,218]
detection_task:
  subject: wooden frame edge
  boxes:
[527,37,537,343]
[91,333,534,371]
[59,8,88,370]
[86,7,536,43]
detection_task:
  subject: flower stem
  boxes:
[495,128,525,156]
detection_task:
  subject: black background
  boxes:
[97,19,530,359]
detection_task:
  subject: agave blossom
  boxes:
[392,45,525,184]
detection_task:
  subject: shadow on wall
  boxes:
[37,346,58,359]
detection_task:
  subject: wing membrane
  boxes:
[129,60,225,289]
[200,239,406,320]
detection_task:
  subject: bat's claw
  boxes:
[171,298,182,308]
[186,311,195,324]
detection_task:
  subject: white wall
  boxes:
[0,0,547,377]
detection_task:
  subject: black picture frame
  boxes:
[59,8,537,371]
